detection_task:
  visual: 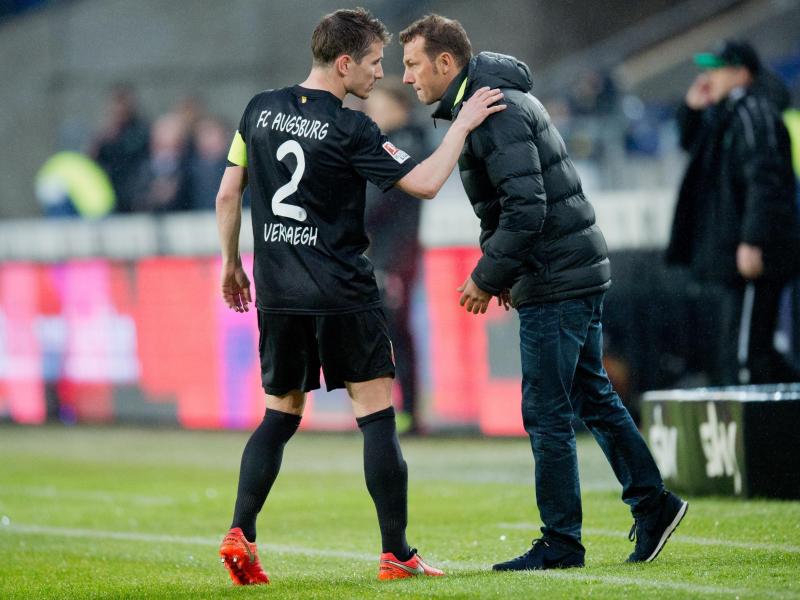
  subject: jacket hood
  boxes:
[432,51,532,121]
[469,52,533,92]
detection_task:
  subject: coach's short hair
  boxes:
[399,14,472,68]
[311,7,391,65]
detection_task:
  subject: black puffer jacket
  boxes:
[667,76,799,283]
[432,52,611,306]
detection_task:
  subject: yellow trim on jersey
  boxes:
[227,131,248,167]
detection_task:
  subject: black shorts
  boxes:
[257,308,395,395]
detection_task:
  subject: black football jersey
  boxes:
[228,86,418,314]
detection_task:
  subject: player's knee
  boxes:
[348,377,393,415]
[265,390,306,415]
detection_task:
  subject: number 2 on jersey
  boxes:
[272,140,307,222]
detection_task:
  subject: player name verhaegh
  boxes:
[256,110,329,140]
[264,222,319,247]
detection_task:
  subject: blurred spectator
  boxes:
[542,96,572,131]
[173,95,206,133]
[185,117,229,210]
[781,107,800,369]
[132,113,190,212]
[364,79,431,434]
[622,95,661,157]
[91,84,149,213]
[172,95,207,160]
[666,40,800,385]
[786,109,800,182]
[568,69,619,116]
[35,151,115,218]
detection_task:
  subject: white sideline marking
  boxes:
[1,523,795,598]
[498,522,800,554]
[0,485,175,506]
[1,524,373,561]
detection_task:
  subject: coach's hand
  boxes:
[498,289,512,311]
[458,276,492,314]
[221,261,252,313]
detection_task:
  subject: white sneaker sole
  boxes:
[645,500,688,562]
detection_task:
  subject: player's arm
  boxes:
[396,87,505,199]
[216,165,252,312]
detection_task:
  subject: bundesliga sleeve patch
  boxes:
[382,141,411,164]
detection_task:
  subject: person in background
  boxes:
[186,116,230,210]
[133,113,190,212]
[172,95,208,164]
[91,84,149,214]
[667,40,800,386]
[35,151,115,218]
[173,95,207,137]
[364,79,431,434]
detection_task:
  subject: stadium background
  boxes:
[1,2,800,598]
[2,0,800,433]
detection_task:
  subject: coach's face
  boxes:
[345,40,385,100]
[402,36,451,105]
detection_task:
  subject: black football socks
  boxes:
[357,406,412,561]
[231,408,301,541]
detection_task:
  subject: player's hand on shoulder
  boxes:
[456,87,506,132]
[221,261,252,313]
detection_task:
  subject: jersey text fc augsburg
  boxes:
[228,86,417,314]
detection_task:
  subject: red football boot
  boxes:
[378,548,445,580]
[219,527,270,585]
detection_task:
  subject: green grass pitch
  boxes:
[1,425,798,599]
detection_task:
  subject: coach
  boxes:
[400,14,686,570]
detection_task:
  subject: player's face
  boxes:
[346,41,385,100]
[402,36,449,105]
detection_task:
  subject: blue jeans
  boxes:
[518,291,664,549]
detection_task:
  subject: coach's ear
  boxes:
[435,51,457,76]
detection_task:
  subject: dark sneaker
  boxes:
[492,538,585,571]
[627,491,688,563]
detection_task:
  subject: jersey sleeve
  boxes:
[349,117,418,192]
[227,105,250,167]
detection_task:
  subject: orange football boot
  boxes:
[219,527,270,585]
[378,548,445,580]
